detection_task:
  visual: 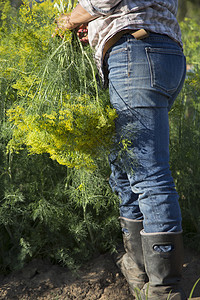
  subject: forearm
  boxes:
[55,3,95,34]
[67,4,96,30]
[56,1,123,33]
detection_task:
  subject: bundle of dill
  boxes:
[1,0,116,169]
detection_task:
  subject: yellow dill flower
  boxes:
[3,0,117,170]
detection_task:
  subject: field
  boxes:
[0,1,200,299]
[0,247,200,299]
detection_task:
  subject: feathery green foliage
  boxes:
[169,19,200,249]
[1,1,200,275]
[1,0,117,170]
[0,0,119,273]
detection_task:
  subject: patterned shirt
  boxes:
[79,0,182,79]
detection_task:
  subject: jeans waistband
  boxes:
[125,31,181,48]
[103,29,181,59]
[103,29,149,59]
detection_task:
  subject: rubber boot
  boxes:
[116,218,148,297]
[141,230,186,300]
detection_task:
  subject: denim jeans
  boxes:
[106,33,186,233]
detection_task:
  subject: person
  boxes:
[55,1,186,299]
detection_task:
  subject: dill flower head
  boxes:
[3,0,117,170]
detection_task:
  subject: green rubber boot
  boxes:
[116,218,148,297]
[141,230,186,300]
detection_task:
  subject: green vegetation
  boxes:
[178,0,200,21]
[0,0,200,275]
[169,18,200,249]
[0,0,119,273]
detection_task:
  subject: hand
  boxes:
[53,17,89,46]
[77,24,89,46]
[53,4,94,39]
[53,13,76,38]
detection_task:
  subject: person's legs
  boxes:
[107,32,186,298]
[108,33,186,232]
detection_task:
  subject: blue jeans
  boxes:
[106,33,186,233]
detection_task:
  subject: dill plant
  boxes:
[0,0,199,280]
[169,18,200,250]
[2,0,117,170]
[0,0,120,273]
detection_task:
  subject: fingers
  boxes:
[52,16,89,45]
[77,24,89,45]
[53,13,75,38]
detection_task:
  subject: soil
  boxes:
[0,247,200,300]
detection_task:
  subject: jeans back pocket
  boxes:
[145,47,186,95]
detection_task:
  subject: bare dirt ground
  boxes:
[0,247,200,300]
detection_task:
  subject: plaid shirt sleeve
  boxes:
[79,0,122,16]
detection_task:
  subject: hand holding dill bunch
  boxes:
[53,3,95,39]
